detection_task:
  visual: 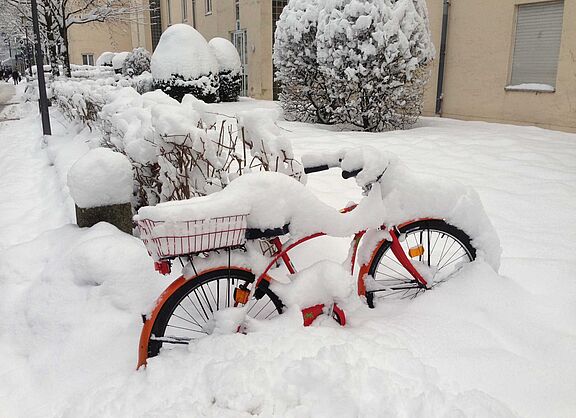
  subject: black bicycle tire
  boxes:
[147,269,284,359]
[366,219,476,306]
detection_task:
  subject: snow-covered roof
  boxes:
[151,24,218,81]
[208,37,242,73]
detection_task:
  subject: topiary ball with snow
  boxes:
[96,52,115,67]
[112,52,131,74]
[209,37,242,102]
[151,24,220,103]
[68,148,133,209]
[123,47,151,77]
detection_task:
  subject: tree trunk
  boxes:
[43,13,60,76]
[61,26,71,77]
[61,2,71,77]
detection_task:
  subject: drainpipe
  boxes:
[435,0,450,115]
[191,0,196,28]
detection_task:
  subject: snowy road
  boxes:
[0,93,575,418]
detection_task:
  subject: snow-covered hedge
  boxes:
[52,79,303,209]
[123,47,151,77]
[274,0,435,131]
[209,38,242,102]
[151,24,220,103]
[96,52,115,67]
[112,52,131,75]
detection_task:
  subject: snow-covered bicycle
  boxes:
[135,147,498,368]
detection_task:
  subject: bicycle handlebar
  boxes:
[303,164,330,174]
[303,164,362,179]
[341,169,362,179]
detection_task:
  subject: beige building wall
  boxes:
[423,0,576,133]
[68,22,134,65]
[158,0,274,99]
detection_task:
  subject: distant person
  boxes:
[3,69,10,82]
[11,69,20,85]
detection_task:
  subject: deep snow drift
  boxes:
[0,87,575,417]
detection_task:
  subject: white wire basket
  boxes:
[137,214,248,260]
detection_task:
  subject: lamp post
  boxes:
[21,16,33,77]
[30,0,51,135]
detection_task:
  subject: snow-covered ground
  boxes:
[0,87,575,417]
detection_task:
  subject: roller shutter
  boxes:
[510,1,564,87]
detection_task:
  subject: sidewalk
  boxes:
[0,82,70,250]
[0,83,16,121]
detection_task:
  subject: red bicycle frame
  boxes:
[253,205,429,300]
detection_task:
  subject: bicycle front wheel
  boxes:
[366,219,476,305]
[144,269,283,360]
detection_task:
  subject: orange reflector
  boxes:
[234,287,250,305]
[408,245,425,258]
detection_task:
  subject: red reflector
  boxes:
[154,261,171,275]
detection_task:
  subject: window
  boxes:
[182,0,188,21]
[508,1,564,90]
[205,0,212,15]
[149,0,162,50]
[167,0,172,24]
[231,30,248,96]
[235,0,240,30]
[82,54,94,66]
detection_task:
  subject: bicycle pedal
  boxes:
[233,287,250,305]
[302,304,324,326]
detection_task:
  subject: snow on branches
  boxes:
[52,80,303,210]
[274,0,435,131]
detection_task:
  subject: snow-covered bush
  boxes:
[123,47,151,77]
[273,0,337,124]
[112,52,130,74]
[209,38,242,102]
[96,52,115,67]
[274,0,435,131]
[316,0,435,131]
[70,64,116,80]
[151,24,220,103]
[53,76,303,209]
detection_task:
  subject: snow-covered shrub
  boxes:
[151,24,220,103]
[112,52,130,74]
[315,0,435,131]
[53,76,303,209]
[273,0,337,124]
[96,52,115,67]
[70,64,116,80]
[274,0,434,131]
[209,38,242,102]
[123,47,151,77]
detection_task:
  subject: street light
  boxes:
[30,0,51,135]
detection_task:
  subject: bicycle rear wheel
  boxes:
[144,269,283,360]
[366,219,476,306]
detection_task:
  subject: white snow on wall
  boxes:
[67,148,133,208]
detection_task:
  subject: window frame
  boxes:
[181,0,188,21]
[167,0,172,25]
[205,0,212,15]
